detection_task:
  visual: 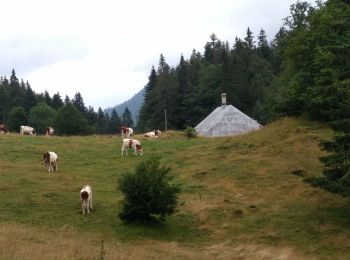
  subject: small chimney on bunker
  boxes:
[221,93,227,106]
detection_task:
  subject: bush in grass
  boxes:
[118,158,180,223]
[184,126,197,138]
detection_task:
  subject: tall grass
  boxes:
[0,118,349,259]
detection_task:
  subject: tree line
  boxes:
[0,70,134,135]
[138,0,349,130]
[137,0,350,196]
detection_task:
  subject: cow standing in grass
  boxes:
[20,125,36,136]
[42,151,58,173]
[121,126,133,138]
[121,138,143,156]
[80,185,93,215]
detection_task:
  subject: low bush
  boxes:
[184,126,197,138]
[118,158,181,223]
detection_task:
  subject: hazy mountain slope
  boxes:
[105,87,145,122]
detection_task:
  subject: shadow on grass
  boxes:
[112,211,206,243]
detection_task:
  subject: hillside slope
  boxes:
[0,117,349,259]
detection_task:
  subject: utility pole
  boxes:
[164,108,167,131]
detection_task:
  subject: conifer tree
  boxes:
[95,107,108,134]
[64,95,70,104]
[108,108,122,134]
[0,79,9,122]
[138,67,158,131]
[305,118,350,196]
[44,90,52,107]
[122,107,134,127]
[244,27,255,50]
[72,92,87,115]
[51,92,64,109]
[257,29,271,61]
[24,82,37,113]
[86,106,98,126]
[9,69,25,108]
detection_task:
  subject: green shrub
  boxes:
[184,126,197,138]
[118,158,180,223]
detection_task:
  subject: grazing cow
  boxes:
[20,125,36,136]
[144,129,162,138]
[45,127,54,136]
[121,138,144,156]
[42,151,58,173]
[0,124,8,134]
[80,185,93,215]
[121,126,133,138]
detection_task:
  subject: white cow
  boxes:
[20,125,36,136]
[80,185,93,215]
[121,138,144,156]
[42,151,58,173]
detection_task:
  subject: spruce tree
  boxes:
[305,118,350,196]
[51,92,64,109]
[9,69,25,108]
[24,82,37,113]
[138,67,158,131]
[72,92,87,115]
[86,106,98,126]
[108,108,121,134]
[122,107,134,127]
[44,90,52,107]
[95,107,108,134]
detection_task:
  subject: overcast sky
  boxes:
[0,0,313,109]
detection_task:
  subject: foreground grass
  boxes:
[0,117,349,259]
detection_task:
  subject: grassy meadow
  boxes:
[1,117,350,259]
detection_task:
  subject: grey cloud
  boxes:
[0,34,89,76]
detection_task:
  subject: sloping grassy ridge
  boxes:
[0,117,349,259]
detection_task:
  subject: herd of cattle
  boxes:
[0,123,161,214]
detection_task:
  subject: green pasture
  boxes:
[0,118,350,259]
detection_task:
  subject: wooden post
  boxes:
[164,108,167,131]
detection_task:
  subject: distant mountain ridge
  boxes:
[105,87,145,123]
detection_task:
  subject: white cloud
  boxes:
[0,0,312,108]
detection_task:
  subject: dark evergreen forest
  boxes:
[0,69,134,135]
[138,0,349,131]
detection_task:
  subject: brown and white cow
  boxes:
[0,124,8,134]
[80,185,93,215]
[20,125,36,136]
[121,126,133,138]
[42,151,58,173]
[121,138,143,156]
[45,127,54,136]
[144,129,162,138]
